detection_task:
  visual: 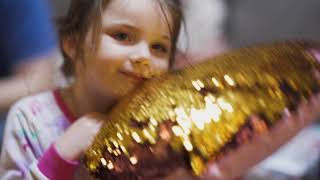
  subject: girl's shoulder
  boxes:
[5,90,69,146]
[9,90,57,114]
[3,91,69,156]
[6,90,65,125]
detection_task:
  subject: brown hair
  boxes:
[57,0,183,77]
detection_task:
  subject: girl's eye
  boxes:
[151,43,168,54]
[112,32,131,42]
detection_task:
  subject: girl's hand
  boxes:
[203,94,320,179]
[54,113,105,161]
[162,94,320,180]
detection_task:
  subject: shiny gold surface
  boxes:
[84,41,320,179]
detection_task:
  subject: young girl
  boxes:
[0,0,183,179]
[2,0,320,179]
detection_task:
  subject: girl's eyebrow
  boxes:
[161,35,170,41]
[106,23,140,32]
[105,21,171,42]
[104,18,138,29]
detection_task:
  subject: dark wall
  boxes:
[227,0,320,47]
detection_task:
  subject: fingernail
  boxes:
[207,164,223,177]
[283,108,292,118]
[311,49,320,63]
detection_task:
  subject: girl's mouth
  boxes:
[119,70,149,81]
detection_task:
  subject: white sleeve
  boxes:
[0,105,48,180]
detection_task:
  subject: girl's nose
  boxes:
[130,42,151,63]
[129,43,155,78]
[131,58,150,66]
[130,58,154,78]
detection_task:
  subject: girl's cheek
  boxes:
[97,43,131,61]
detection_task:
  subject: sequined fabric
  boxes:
[84,41,320,179]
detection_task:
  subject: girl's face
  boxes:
[76,0,173,100]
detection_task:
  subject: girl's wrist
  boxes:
[38,144,79,180]
[54,138,81,162]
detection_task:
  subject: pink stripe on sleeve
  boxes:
[38,144,79,180]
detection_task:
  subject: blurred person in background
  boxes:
[0,0,59,147]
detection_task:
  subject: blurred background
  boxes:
[50,0,320,48]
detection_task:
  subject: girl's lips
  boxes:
[119,70,148,81]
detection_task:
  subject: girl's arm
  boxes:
[0,100,78,180]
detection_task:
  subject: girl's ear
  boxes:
[62,36,77,61]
